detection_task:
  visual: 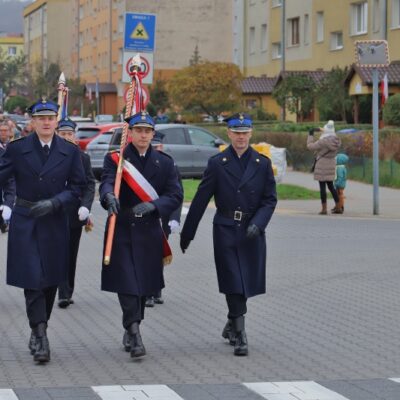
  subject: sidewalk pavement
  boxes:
[278,169,400,219]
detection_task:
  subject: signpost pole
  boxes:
[372,67,379,215]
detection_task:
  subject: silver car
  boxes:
[86,129,117,180]
[108,124,226,178]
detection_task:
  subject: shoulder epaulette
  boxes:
[157,150,173,160]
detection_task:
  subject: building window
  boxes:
[245,99,258,109]
[249,26,256,54]
[316,12,324,42]
[272,42,282,59]
[304,14,310,45]
[351,2,368,35]
[288,17,300,46]
[272,0,282,7]
[373,0,380,32]
[261,23,267,52]
[330,31,343,50]
[7,46,17,56]
[392,0,400,28]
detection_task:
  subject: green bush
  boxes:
[4,96,29,113]
[383,94,400,126]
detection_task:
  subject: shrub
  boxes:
[4,96,29,113]
[383,94,400,126]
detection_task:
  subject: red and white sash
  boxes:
[111,152,172,265]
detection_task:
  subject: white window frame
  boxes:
[288,17,300,46]
[272,0,282,7]
[272,42,282,59]
[249,26,256,55]
[7,46,17,56]
[330,31,343,51]
[372,0,380,32]
[304,14,310,45]
[351,2,368,35]
[392,0,400,28]
[261,23,267,52]
[316,12,324,42]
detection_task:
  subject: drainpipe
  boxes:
[281,0,286,120]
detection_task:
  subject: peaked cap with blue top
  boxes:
[125,111,155,129]
[28,98,59,117]
[224,113,253,132]
[58,117,77,132]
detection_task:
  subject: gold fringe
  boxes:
[163,255,173,266]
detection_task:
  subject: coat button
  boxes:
[237,190,240,193]
[131,223,135,227]
[39,177,43,181]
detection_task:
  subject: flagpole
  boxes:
[103,54,143,265]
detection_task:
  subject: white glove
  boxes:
[168,219,180,234]
[0,205,12,221]
[78,206,90,221]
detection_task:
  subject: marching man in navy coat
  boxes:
[180,113,277,356]
[100,111,183,358]
[0,99,86,363]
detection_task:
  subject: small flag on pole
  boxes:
[381,72,388,107]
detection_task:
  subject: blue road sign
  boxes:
[124,13,156,52]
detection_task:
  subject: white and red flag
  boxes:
[381,72,389,107]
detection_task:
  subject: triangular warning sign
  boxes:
[130,22,149,40]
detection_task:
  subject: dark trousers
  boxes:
[226,294,247,319]
[58,226,82,300]
[118,294,146,329]
[319,181,339,204]
[24,286,58,329]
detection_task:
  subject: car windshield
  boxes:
[75,129,100,139]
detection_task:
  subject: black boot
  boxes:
[122,330,131,352]
[127,322,146,358]
[232,316,248,356]
[28,330,37,355]
[145,296,155,307]
[33,323,50,363]
[221,319,235,345]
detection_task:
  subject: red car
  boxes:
[75,123,123,150]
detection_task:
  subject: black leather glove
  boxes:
[104,193,120,216]
[132,202,156,216]
[246,224,260,239]
[180,235,191,254]
[29,199,59,218]
[309,128,320,136]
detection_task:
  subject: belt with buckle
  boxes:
[218,209,252,222]
[15,198,38,209]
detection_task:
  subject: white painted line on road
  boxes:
[0,389,18,400]
[389,377,400,383]
[243,381,350,399]
[92,385,184,400]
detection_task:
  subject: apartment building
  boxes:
[71,0,233,113]
[0,35,24,58]
[23,0,73,76]
[242,0,400,76]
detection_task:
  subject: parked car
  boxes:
[107,123,226,178]
[76,123,122,150]
[86,127,121,180]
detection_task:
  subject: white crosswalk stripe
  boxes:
[0,389,18,400]
[92,385,184,400]
[243,381,350,400]
[389,377,400,383]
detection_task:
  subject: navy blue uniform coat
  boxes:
[0,133,86,289]
[99,144,183,296]
[181,146,277,298]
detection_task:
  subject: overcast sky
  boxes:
[0,0,31,35]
